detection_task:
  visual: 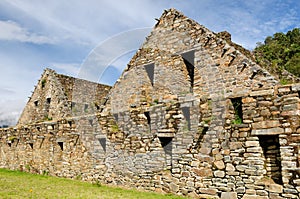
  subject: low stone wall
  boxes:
[0,84,299,199]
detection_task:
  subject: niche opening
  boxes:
[159,137,173,168]
[98,138,106,152]
[181,107,191,130]
[181,50,195,91]
[231,98,243,124]
[144,63,155,86]
[144,111,151,125]
[258,135,282,184]
[58,142,64,151]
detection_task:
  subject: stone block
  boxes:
[269,193,284,199]
[221,192,237,199]
[291,83,300,91]
[236,187,245,193]
[266,184,283,193]
[242,195,268,199]
[214,160,225,170]
[198,194,219,199]
[169,182,179,192]
[192,168,212,177]
[251,127,284,135]
[245,141,260,147]
[229,142,242,150]
[225,163,235,171]
[252,120,280,129]
[281,194,298,198]
[250,89,274,96]
[214,170,225,178]
[199,188,217,195]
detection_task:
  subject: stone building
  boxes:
[1,8,300,199]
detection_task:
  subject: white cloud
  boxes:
[0,99,25,126]
[0,20,55,44]
[51,62,81,77]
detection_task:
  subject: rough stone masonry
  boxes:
[1,8,300,199]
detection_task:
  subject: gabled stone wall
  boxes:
[1,8,300,199]
[17,69,111,126]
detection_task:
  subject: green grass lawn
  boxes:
[0,169,186,199]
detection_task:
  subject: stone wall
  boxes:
[1,8,300,199]
[1,84,299,199]
[17,68,111,126]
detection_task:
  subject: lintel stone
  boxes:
[251,127,284,135]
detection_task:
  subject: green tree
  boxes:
[254,28,300,78]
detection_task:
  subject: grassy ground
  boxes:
[0,169,187,199]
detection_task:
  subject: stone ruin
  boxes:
[1,8,300,199]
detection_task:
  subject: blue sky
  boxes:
[0,0,299,126]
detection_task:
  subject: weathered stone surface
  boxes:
[252,120,280,129]
[214,170,225,178]
[250,89,274,96]
[220,192,237,199]
[245,141,260,147]
[169,182,179,192]
[251,127,284,135]
[200,188,218,195]
[226,163,235,171]
[214,160,225,170]
[267,184,283,193]
[242,195,268,199]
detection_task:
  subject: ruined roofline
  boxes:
[125,8,298,84]
[44,68,112,89]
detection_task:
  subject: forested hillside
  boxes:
[254,28,300,82]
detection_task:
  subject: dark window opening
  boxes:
[88,119,93,126]
[241,61,247,72]
[46,98,51,104]
[84,104,88,112]
[58,142,63,151]
[29,143,33,149]
[258,135,282,184]
[231,98,243,124]
[144,63,155,86]
[8,143,11,147]
[182,51,195,91]
[228,53,236,66]
[68,121,72,127]
[98,138,106,152]
[34,101,38,107]
[159,137,172,168]
[144,111,151,125]
[39,138,44,149]
[204,36,211,46]
[194,126,209,149]
[181,107,191,130]
[159,137,172,154]
[71,102,76,109]
[221,48,228,57]
[41,79,46,88]
[298,91,300,98]
[250,71,258,80]
[37,126,41,131]
[113,113,118,122]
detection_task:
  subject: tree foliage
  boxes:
[254,28,300,78]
